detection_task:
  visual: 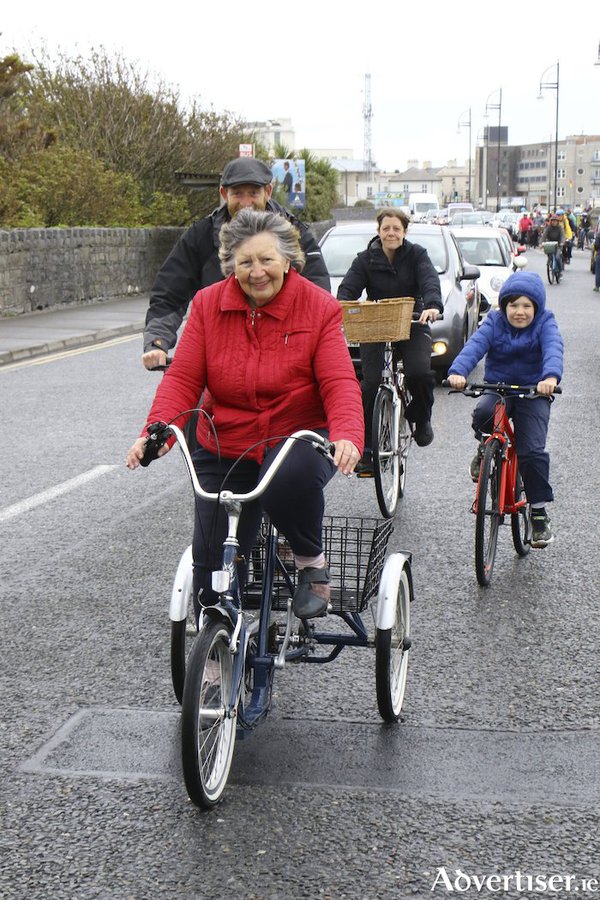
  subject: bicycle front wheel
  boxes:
[475,439,502,586]
[511,464,531,557]
[181,620,237,809]
[546,259,555,285]
[375,558,412,722]
[373,388,400,518]
[397,404,411,499]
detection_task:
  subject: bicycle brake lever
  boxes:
[140,422,172,467]
[313,438,335,457]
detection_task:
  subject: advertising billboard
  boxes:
[271,158,306,210]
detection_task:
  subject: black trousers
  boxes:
[191,434,336,605]
[359,324,435,448]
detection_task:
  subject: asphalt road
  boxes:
[1,247,599,899]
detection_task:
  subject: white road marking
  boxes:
[0,465,118,523]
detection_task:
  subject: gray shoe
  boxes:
[292,566,330,618]
[469,445,484,482]
[531,513,554,548]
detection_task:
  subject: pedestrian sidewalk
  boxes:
[0,294,150,366]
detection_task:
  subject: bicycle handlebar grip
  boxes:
[139,422,172,467]
[149,358,172,372]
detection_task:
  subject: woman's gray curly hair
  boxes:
[219,209,306,276]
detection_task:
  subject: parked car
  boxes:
[450,225,527,312]
[318,221,481,375]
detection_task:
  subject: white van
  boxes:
[409,193,440,222]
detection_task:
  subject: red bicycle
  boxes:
[444,381,561,586]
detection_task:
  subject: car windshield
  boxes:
[409,232,448,274]
[320,227,448,276]
[455,237,506,267]
[450,213,487,225]
[319,230,376,276]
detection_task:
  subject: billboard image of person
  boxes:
[271,158,306,210]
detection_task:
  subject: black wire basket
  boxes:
[243,515,394,613]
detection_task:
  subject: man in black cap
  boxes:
[142,157,330,368]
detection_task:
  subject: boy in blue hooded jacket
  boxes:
[447,271,564,548]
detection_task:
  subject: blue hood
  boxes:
[498,271,546,315]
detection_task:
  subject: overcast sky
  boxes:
[3,1,599,171]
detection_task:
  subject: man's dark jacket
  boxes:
[337,236,443,315]
[144,199,330,352]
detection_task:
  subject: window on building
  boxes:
[557,169,566,179]
[558,150,566,161]
[557,187,565,198]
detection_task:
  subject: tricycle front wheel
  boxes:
[375,559,412,722]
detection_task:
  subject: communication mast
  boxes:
[363,73,373,181]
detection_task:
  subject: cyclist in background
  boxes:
[541,214,565,276]
[557,209,574,264]
[447,271,563,548]
[337,207,442,472]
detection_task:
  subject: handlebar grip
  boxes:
[139,423,172,467]
[149,359,172,372]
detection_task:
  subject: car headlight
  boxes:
[432,340,448,356]
[490,276,505,292]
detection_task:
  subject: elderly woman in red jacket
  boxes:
[127,209,364,619]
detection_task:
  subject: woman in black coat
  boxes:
[337,208,443,466]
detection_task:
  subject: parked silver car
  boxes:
[318,220,481,375]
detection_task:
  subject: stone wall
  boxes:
[0,221,333,317]
[0,227,184,316]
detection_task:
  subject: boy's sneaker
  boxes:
[469,445,484,482]
[531,512,554,548]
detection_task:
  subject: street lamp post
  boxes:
[485,88,503,211]
[475,127,486,208]
[457,107,472,203]
[538,61,560,212]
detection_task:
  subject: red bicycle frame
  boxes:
[473,397,526,519]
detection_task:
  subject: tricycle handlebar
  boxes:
[146,424,335,504]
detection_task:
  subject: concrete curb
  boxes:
[0,321,145,367]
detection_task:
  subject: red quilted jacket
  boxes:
[143,269,364,462]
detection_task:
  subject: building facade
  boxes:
[475,134,600,210]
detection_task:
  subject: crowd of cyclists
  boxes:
[518,205,594,253]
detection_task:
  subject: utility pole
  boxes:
[363,73,373,183]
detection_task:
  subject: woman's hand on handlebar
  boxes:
[418,308,440,325]
[142,348,168,370]
[447,373,467,390]
[126,435,171,469]
[332,439,361,476]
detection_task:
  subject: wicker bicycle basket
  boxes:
[243,516,394,613]
[542,241,558,256]
[340,297,415,343]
